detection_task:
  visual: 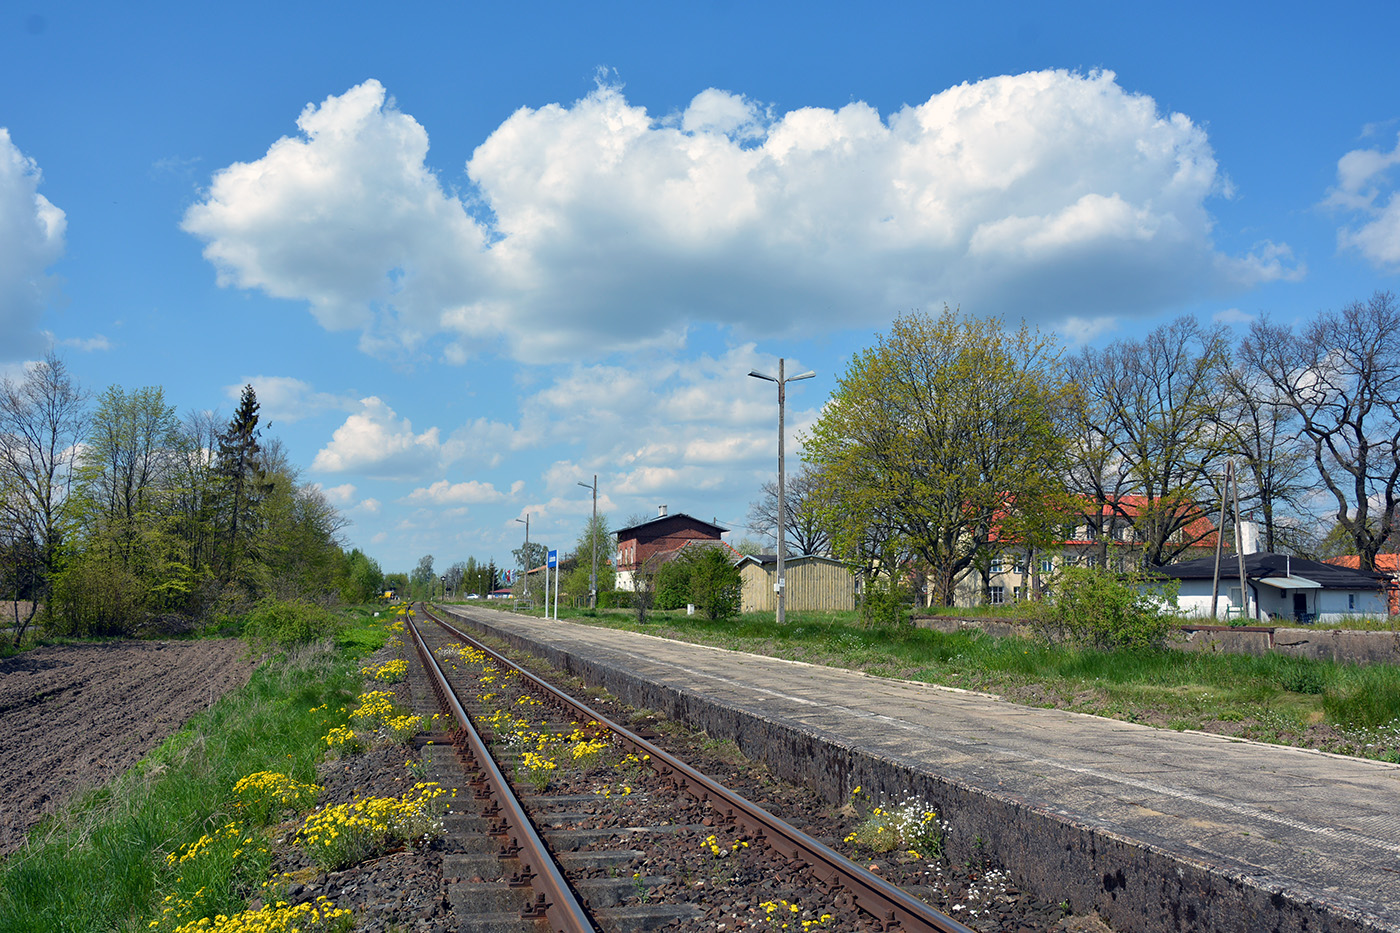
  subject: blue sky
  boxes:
[3,2,1398,575]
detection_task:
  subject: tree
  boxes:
[55,384,189,633]
[1073,317,1230,567]
[746,463,831,556]
[410,554,436,599]
[341,548,385,603]
[216,385,269,588]
[1213,357,1312,553]
[806,309,1073,606]
[1240,291,1400,570]
[564,513,614,604]
[0,352,87,628]
[511,541,548,602]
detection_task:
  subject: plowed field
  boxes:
[0,639,255,856]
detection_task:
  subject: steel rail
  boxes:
[424,604,977,933]
[405,610,597,933]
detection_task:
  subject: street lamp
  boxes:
[748,358,815,624]
[577,476,598,610]
[515,514,529,604]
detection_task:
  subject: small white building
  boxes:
[1149,553,1388,624]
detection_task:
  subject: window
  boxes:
[989,585,1005,605]
[989,557,1004,573]
[1013,586,1025,602]
[1013,556,1027,574]
[1039,557,1055,574]
[1349,593,1356,610]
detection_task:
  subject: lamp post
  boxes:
[515,514,529,604]
[577,476,598,610]
[748,358,815,624]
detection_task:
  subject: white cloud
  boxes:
[311,396,442,478]
[321,483,358,504]
[1327,131,1400,270]
[227,376,358,424]
[405,479,506,504]
[54,333,110,352]
[1212,307,1255,327]
[184,71,1286,364]
[0,129,65,362]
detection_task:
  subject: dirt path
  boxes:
[0,639,256,857]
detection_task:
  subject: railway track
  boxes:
[406,603,978,933]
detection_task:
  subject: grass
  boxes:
[475,601,1400,762]
[0,605,393,933]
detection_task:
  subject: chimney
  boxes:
[658,504,668,517]
[1239,520,1260,555]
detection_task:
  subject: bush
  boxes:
[860,575,909,627]
[687,546,741,621]
[1039,565,1177,650]
[655,559,692,611]
[242,598,343,649]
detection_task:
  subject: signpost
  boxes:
[547,549,559,620]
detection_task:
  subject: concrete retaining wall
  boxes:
[917,615,1400,666]
[441,606,1378,933]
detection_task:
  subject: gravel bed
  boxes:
[262,637,1104,932]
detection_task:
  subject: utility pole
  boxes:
[515,514,530,605]
[749,358,815,624]
[577,476,599,609]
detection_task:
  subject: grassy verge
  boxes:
[460,601,1400,762]
[0,605,393,933]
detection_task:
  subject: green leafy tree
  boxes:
[806,309,1073,607]
[409,554,436,599]
[1038,565,1179,651]
[341,548,385,603]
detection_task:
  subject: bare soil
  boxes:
[0,639,256,856]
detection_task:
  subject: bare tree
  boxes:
[0,353,87,630]
[745,462,831,556]
[1240,291,1400,570]
[1075,317,1230,566]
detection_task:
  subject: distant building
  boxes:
[1149,553,1387,624]
[1326,555,1400,615]
[615,506,727,591]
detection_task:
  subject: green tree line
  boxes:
[803,294,1400,607]
[0,356,381,642]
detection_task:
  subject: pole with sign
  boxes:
[547,549,559,620]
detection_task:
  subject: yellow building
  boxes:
[737,554,856,613]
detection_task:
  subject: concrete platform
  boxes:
[435,605,1400,933]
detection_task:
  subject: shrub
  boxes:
[242,598,343,649]
[1039,565,1178,650]
[655,559,693,611]
[860,575,909,627]
[687,546,742,621]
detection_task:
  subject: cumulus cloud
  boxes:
[0,129,65,361]
[184,72,1287,364]
[1328,131,1400,270]
[227,376,358,423]
[311,396,442,478]
[405,479,506,504]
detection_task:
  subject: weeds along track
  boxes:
[408,604,977,933]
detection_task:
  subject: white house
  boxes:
[1149,553,1388,624]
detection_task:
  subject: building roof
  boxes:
[1151,553,1387,590]
[1327,555,1400,575]
[736,552,848,569]
[615,511,728,538]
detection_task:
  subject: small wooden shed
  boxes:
[738,554,856,614]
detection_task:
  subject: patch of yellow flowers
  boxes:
[296,783,447,870]
[151,896,350,933]
[360,658,408,684]
[231,772,321,826]
[841,786,945,858]
[758,899,833,931]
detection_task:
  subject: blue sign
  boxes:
[547,549,558,568]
